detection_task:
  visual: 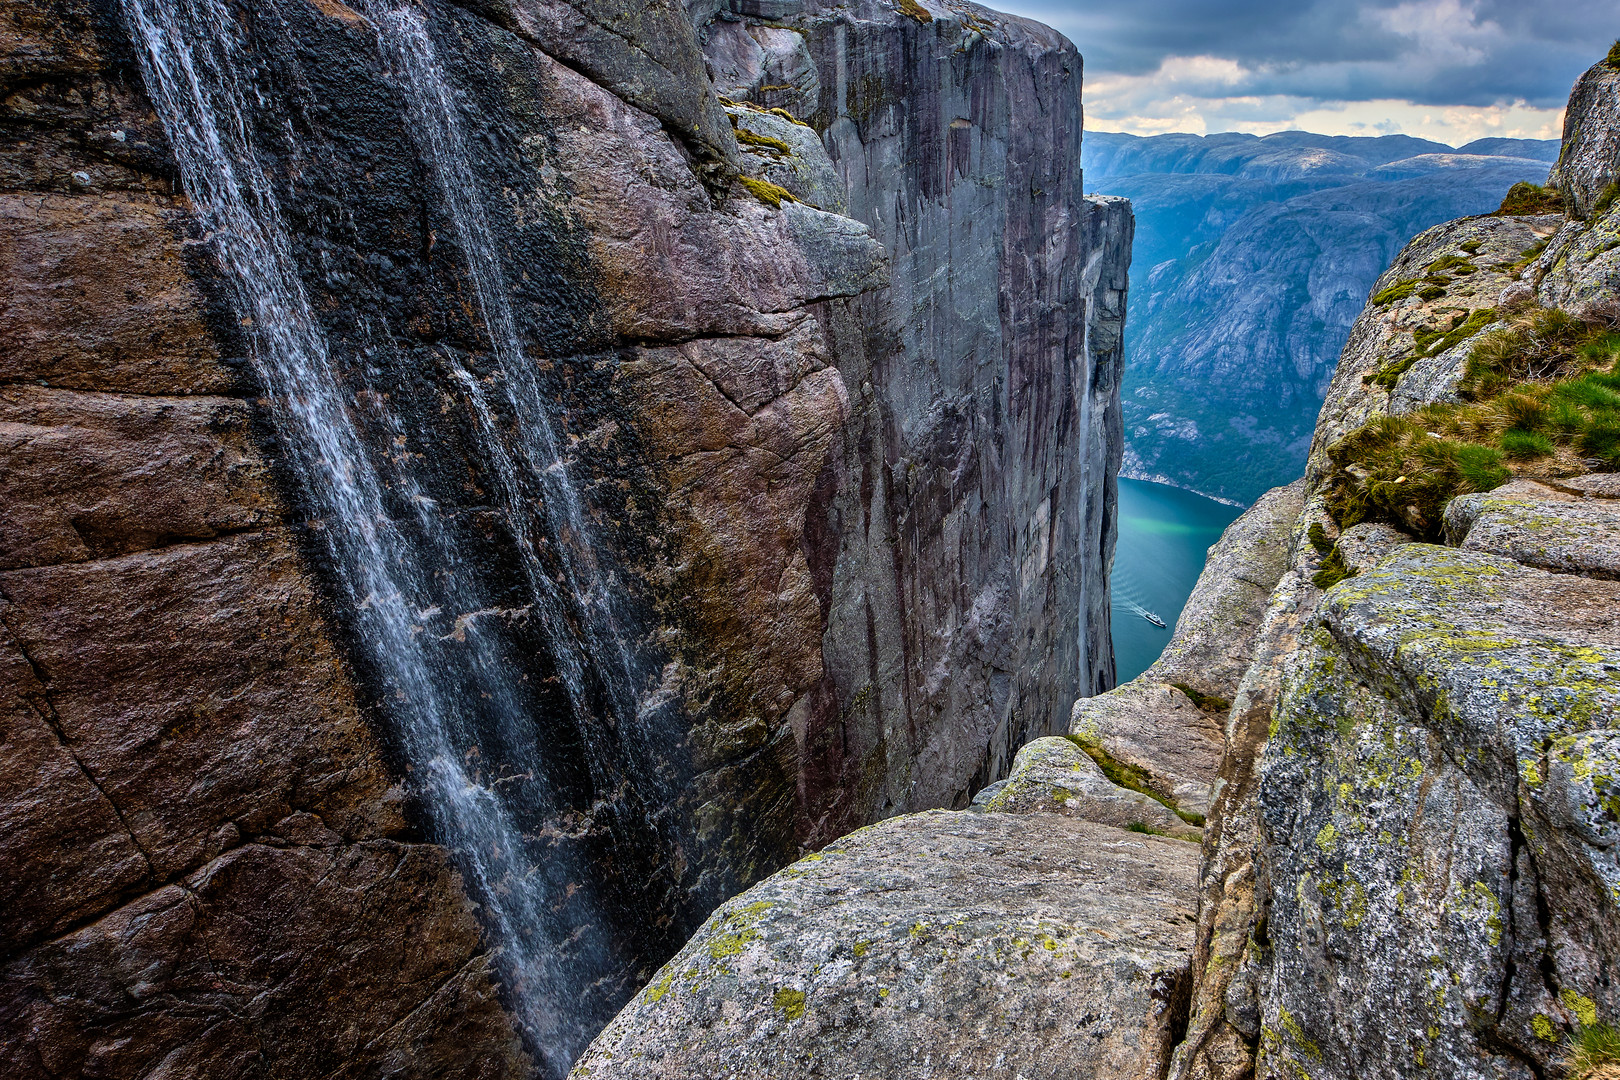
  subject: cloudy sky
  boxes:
[995,0,1616,144]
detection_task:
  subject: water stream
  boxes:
[119,0,677,1071]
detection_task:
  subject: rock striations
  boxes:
[570,47,1620,1080]
[0,0,1126,1074]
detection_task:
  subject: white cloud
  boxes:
[1084,53,1566,144]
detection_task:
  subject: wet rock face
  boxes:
[4,0,1121,1069]
[0,6,527,1073]
[700,0,1130,825]
[572,809,1199,1080]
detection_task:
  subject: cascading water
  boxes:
[119,0,687,1072]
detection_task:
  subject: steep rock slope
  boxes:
[701,0,1131,818]
[1087,130,1557,503]
[0,0,1123,1072]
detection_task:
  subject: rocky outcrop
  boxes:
[1165,52,1620,1080]
[1547,53,1620,220]
[573,808,1199,1080]
[2,0,1123,1071]
[1068,478,1304,821]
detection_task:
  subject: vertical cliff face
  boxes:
[700,0,1129,826]
[0,3,529,1075]
[0,0,1124,1071]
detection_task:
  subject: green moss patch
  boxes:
[738,175,796,209]
[1368,307,1499,389]
[897,0,933,21]
[1170,682,1231,715]
[1597,182,1620,218]
[734,127,794,155]
[1311,544,1358,591]
[1066,734,1205,826]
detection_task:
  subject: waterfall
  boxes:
[119,0,682,1072]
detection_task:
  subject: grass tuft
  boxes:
[1497,182,1563,216]
[1569,1022,1620,1080]
[1500,428,1554,459]
[1608,39,1620,69]
[897,0,933,21]
[1328,305,1620,538]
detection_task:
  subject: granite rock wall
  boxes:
[0,0,1124,1071]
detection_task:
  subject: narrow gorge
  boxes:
[0,0,1127,1074]
[5,1,1617,1078]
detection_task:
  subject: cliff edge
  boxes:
[570,47,1620,1080]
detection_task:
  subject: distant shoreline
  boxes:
[1118,468,1249,509]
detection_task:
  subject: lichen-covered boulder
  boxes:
[571,810,1200,1080]
[1447,479,1620,579]
[982,737,1201,840]
[1256,545,1620,1080]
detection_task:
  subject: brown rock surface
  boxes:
[1,2,528,1073]
[0,384,275,569]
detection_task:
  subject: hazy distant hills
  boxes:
[1088,130,1560,504]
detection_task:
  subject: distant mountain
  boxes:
[1089,130,1559,504]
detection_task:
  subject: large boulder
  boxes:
[572,809,1200,1080]
[1257,545,1620,1080]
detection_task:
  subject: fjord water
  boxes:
[121,1,683,1072]
[1110,478,1242,683]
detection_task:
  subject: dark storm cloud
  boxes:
[1006,0,1617,108]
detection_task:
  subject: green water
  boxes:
[1110,478,1243,685]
